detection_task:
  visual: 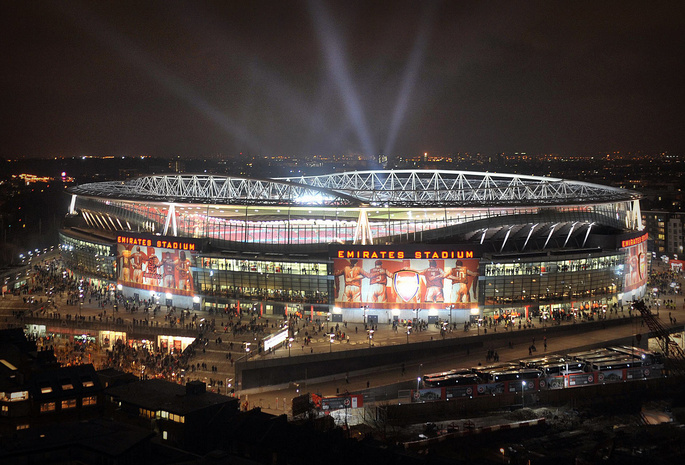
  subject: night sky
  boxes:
[2,0,683,159]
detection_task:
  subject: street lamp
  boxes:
[288,337,293,357]
[417,363,423,391]
[329,333,334,353]
[368,329,374,347]
[521,380,527,407]
[406,325,411,344]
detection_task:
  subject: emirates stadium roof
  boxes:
[68,169,640,208]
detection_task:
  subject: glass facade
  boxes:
[59,232,116,280]
[195,256,330,304]
[481,253,624,313]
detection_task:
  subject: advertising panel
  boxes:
[622,235,648,293]
[597,370,623,383]
[116,234,200,297]
[412,388,443,402]
[331,246,480,310]
[568,373,595,386]
[476,382,505,396]
[445,386,474,398]
[544,376,565,390]
[321,395,363,411]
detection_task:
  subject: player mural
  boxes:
[622,234,648,293]
[332,246,480,310]
[116,234,199,297]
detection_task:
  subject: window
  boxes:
[40,386,53,394]
[1,405,8,415]
[169,413,185,423]
[157,410,169,419]
[139,408,155,419]
[61,380,74,391]
[82,395,97,406]
[162,431,168,440]
[16,424,29,430]
[81,378,95,388]
[10,391,29,401]
[61,399,77,409]
[0,391,29,402]
[40,402,56,413]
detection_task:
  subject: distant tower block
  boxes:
[353,208,374,245]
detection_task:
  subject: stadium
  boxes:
[60,169,648,325]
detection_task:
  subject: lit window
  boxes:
[82,396,97,406]
[16,424,29,430]
[40,386,53,394]
[1,405,8,413]
[169,413,185,423]
[61,381,74,390]
[139,408,155,419]
[157,410,169,419]
[61,399,77,409]
[40,402,56,413]
[162,431,168,440]
[9,391,29,402]
[81,379,95,388]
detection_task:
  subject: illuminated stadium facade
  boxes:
[60,170,647,324]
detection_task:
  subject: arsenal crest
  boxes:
[394,270,420,302]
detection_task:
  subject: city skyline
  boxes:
[2,1,684,159]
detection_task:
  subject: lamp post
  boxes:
[416,363,423,391]
[368,329,374,347]
[329,333,334,353]
[288,337,293,357]
[521,380,527,407]
[406,325,411,344]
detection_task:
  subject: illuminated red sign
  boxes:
[621,233,648,249]
[336,249,475,260]
[117,235,196,251]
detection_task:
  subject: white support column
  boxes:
[633,199,643,230]
[522,224,538,251]
[172,206,178,236]
[353,208,374,245]
[69,194,77,214]
[563,222,577,248]
[500,227,512,252]
[582,223,594,247]
[163,204,176,236]
[543,224,558,249]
